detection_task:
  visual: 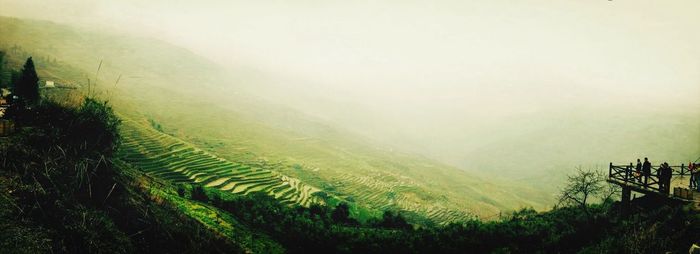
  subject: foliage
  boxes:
[177,185,186,197]
[331,202,353,224]
[168,180,700,254]
[191,185,209,202]
[0,97,244,253]
[374,210,412,230]
[14,57,39,105]
[558,167,619,211]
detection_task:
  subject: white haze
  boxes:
[2,0,699,187]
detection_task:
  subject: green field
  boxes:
[118,118,323,207]
[116,116,481,223]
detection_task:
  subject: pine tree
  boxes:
[16,57,39,105]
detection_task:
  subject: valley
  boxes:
[0,17,552,223]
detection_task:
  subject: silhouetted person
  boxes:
[695,163,700,192]
[635,159,643,183]
[690,162,697,189]
[658,162,672,194]
[642,157,652,187]
[665,162,673,194]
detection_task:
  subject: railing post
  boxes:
[626,163,632,182]
[609,162,613,178]
[644,169,648,188]
[682,164,686,176]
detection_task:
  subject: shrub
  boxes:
[191,185,209,202]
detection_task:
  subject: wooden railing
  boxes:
[608,162,693,194]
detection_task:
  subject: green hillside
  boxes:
[0,16,553,222]
[118,117,324,207]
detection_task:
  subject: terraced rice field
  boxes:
[330,171,473,223]
[116,117,472,223]
[117,118,322,207]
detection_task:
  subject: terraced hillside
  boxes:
[117,116,474,223]
[327,171,474,223]
[117,118,322,207]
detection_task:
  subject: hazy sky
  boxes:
[2,0,699,176]
[2,0,699,101]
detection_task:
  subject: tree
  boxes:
[16,57,40,105]
[191,185,208,202]
[378,210,411,229]
[177,185,186,197]
[331,202,351,224]
[558,167,618,211]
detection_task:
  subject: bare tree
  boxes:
[600,176,621,203]
[558,166,619,211]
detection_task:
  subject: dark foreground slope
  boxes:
[0,98,285,253]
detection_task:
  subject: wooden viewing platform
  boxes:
[608,163,700,211]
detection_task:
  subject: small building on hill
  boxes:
[45,80,56,88]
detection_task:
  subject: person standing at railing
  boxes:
[694,163,700,192]
[642,157,652,187]
[690,162,697,189]
[659,162,672,194]
[635,159,643,183]
[665,162,673,194]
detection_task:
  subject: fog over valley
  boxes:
[2,0,699,206]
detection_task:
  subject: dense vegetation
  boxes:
[0,58,246,253]
[173,183,698,253]
[0,100,253,253]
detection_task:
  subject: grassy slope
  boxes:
[0,128,282,253]
[0,16,553,221]
[114,160,285,253]
[0,96,282,253]
[116,117,326,208]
